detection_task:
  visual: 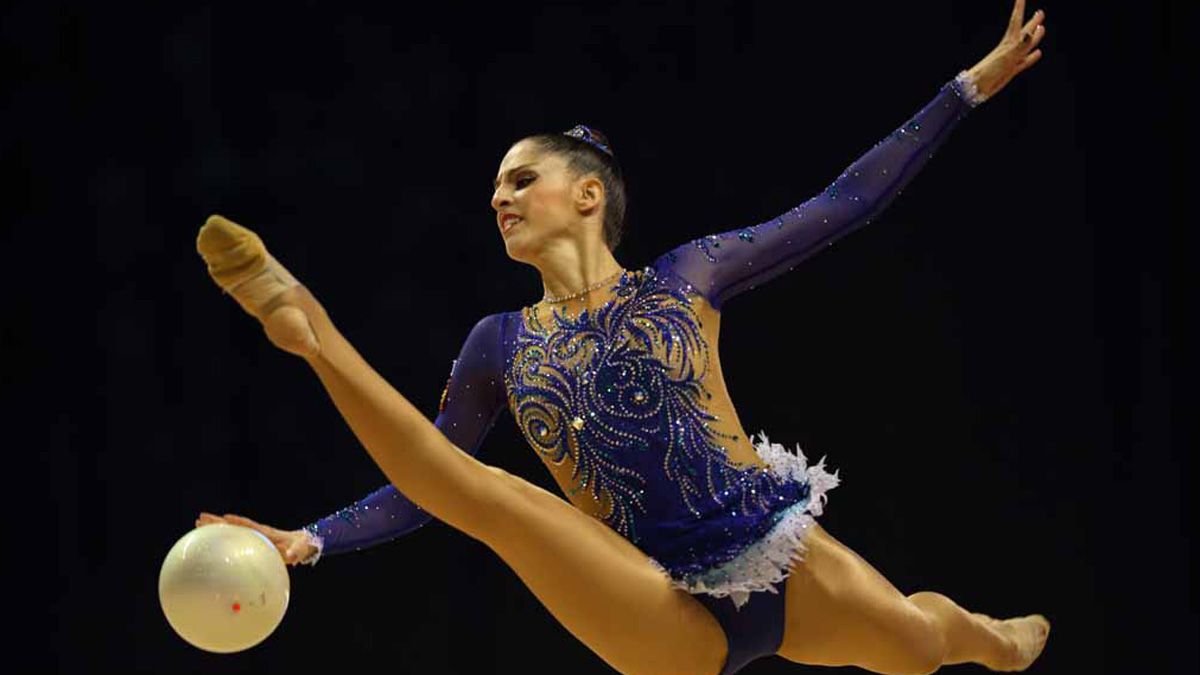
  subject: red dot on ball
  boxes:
[232,603,241,612]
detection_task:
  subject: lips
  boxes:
[499,213,523,234]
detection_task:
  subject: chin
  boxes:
[501,222,556,265]
[502,234,538,264]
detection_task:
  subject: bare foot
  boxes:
[973,612,1051,671]
[196,214,322,358]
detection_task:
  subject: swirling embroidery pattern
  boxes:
[506,268,745,542]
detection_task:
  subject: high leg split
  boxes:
[196,215,321,358]
[193,214,729,674]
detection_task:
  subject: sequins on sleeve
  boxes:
[299,314,507,562]
[652,72,981,310]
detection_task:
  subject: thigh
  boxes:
[478,466,728,675]
[778,521,938,669]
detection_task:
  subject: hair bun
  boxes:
[563,124,613,157]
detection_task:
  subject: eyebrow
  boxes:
[493,163,536,189]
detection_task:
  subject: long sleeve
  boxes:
[298,313,507,564]
[652,71,984,311]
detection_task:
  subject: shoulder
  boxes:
[461,311,529,360]
[461,312,510,348]
[649,240,693,277]
[469,312,505,334]
[643,251,708,305]
[449,314,511,383]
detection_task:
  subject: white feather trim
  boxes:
[650,430,841,610]
[299,528,325,567]
[952,70,986,107]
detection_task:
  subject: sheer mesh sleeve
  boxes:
[297,313,507,564]
[652,72,983,310]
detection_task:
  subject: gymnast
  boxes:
[196,2,1050,672]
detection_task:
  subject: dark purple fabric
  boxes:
[302,75,976,565]
[695,580,790,675]
[501,265,822,585]
[653,78,975,310]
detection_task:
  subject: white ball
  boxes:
[159,523,290,653]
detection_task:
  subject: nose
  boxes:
[491,186,511,212]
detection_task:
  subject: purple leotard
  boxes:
[303,72,982,674]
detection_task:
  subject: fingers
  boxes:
[196,512,283,538]
[1006,8,1045,69]
[1021,10,1045,42]
[223,513,267,530]
[195,512,225,527]
[1028,23,1046,50]
[1010,3,1045,39]
[231,514,287,539]
[1023,8,1045,31]
[194,512,301,561]
[1008,0,1026,32]
[1016,17,1045,71]
[1018,48,1043,72]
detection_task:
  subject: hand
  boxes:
[196,512,318,566]
[965,0,1047,102]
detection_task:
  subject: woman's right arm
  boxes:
[297,313,507,564]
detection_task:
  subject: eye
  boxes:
[515,175,535,189]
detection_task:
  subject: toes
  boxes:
[197,215,269,288]
[196,215,308,335]
[1009,615,1050,669]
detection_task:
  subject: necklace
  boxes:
[541,268,626,304]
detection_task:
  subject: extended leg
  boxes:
[196,216,727,675]
[777,522,1049,674]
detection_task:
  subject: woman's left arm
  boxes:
[652,1,1046,311]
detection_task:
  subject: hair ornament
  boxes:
[563,125,613,157]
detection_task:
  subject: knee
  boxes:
[483,463,513,482]
[450,464,524,538]
[483,464,540,502]
[475,465,544,526]
[477,464,523,508]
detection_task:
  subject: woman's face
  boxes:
[491,140,593,263]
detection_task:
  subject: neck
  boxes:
[533,240,625,305]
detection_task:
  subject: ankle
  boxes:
[993,631,1022,671]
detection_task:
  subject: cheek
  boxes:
[521,190,555,222]
[530,185,572,220]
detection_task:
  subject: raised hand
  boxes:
[196,512,319,566]
[965,0,1047,102]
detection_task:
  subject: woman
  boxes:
[195,2,1049,673]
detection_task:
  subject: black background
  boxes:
[7,0,1192,673]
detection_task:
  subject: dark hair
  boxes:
[521,127,627,251]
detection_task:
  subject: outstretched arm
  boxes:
[298,313,506,564]
[654,72,978,310]
[654,2,1046,310]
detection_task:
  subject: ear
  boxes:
[574,175,605,215]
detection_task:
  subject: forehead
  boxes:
[499,139,543,168]
[495,140,566,182]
